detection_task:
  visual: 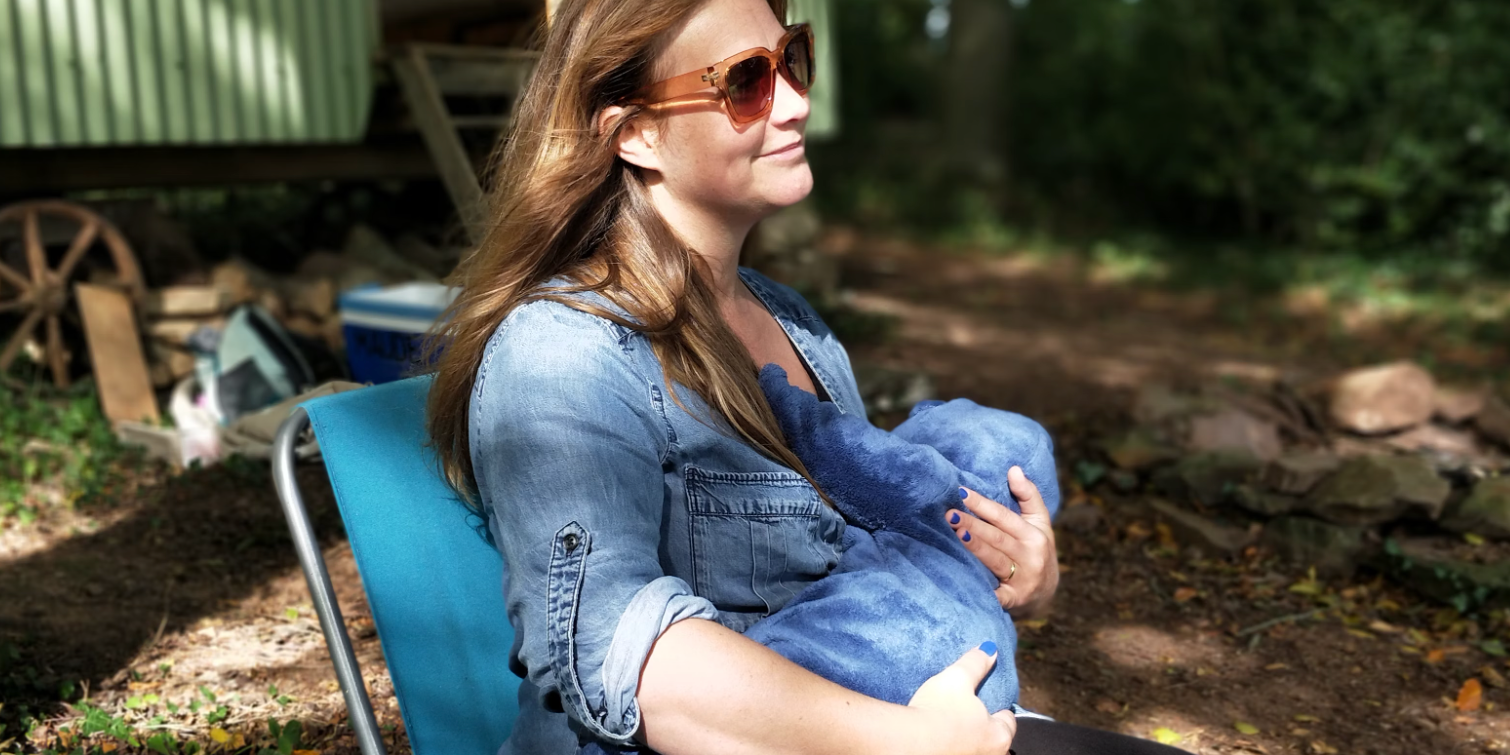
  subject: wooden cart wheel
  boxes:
[0,200,144,388]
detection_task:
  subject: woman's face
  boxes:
[633,0,813,222]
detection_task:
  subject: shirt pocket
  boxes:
[684,466,845,620]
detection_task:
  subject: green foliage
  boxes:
[814,0,1510,270]
[1009,0,1510,263]
[0,378,144,526]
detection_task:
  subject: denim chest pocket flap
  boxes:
[684,466,844,618]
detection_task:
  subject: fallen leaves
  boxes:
[1151,727,1182,745]
[1457,678,1484,712]
[1233,721,1260,735]
[1173,586,1200,602]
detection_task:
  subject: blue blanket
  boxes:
[582,366,1060,753]
[742,364,1061,711]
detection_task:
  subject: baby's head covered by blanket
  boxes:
[758,364,1061,538]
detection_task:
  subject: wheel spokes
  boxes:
[23,209,45,286]
[46,313,68,388]
[53,218,100,284]
[0,261,29,292]
[0,307,43,373]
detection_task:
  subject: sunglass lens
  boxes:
[784,34,813,91]
[725,57,774,119]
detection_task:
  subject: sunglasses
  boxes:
[623,23,815,126]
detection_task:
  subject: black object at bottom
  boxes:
[1011,718,1189,755]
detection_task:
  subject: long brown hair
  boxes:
[425,0,824,504]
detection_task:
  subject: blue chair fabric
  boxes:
[299,375,520,754]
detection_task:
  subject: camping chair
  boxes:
[270,375,521,755]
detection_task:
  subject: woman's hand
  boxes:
[907,642,1018,755]
[947,466,1059,619]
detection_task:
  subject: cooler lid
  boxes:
[339,282,460,321]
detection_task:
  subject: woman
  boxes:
[427,0,1182,752]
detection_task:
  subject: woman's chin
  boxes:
[761,165,815,209]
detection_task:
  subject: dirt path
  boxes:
[5,237,1509,753]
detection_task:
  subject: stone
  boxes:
[1441,477,1510,539]
[1378,537,1510,611]
[1262,450,1342,495]
[1133,384,1221,425]
[1329,361,1436,435]
[1099,428,1180,471]
[1186,408,1283,462]
[1263,516,1367,577]
[1303,454,1451,525]
[1229,484,1299,517]
[1056,504,1103,535]
[1147,499,1257,556]
[1435,385,1490,424]
[1390,455,1453,520]
[1151,451,1263,508]
[1477,396,1510,451]
[1383,424,1491,470]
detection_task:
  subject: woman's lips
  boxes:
[762,141,805,158]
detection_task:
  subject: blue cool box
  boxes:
[339,283,458,384]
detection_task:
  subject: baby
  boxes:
[741,364,1061,711]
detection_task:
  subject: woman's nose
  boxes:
[769,68,811,126]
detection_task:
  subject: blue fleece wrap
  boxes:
[742,364,1061,712]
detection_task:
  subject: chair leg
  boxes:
[272,408,390,755]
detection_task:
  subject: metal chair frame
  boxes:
[271,407,388,755]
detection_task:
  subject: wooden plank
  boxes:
[298,0,331,140]
[254,0,286,141]
[43,0,85,144]
[15,0,55,146]
[0,0,26,146]
[155,0,190,142]
[76,282,161,426]
[0,142,438,191]
[392,47,484,243]
[179,0,217,143]
[126,0,165,142]
[100,0,139,143]
[230,0,263,142]
[204,0,237,142]
[71,0,110,143]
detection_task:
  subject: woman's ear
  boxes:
[597,105,661,172]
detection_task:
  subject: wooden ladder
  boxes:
[391,44,540,245]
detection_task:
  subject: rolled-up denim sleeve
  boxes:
[470,302,717,745]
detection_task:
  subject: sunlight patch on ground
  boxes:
[1090,624,1223,671]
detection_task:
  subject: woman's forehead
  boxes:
[655,0,784,77]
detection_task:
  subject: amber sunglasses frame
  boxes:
[623,23,815,126]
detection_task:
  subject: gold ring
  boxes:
[1007,561,1018,582]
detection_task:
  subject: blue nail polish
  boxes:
[959,487,968,500]
[963,531,972,542]
[979,640,997,656]
[949,512,961,524]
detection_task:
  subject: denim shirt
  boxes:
[470,268,864,754]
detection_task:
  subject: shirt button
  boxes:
[563,533,580,553]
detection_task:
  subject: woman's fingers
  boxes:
[1007,466,1052,526]
[947,498,1020,578]
[956,484,1039,540]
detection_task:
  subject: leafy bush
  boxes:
[0,378,144,525]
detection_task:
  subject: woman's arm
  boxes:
[639,618,1017,755]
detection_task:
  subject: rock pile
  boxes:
[1089,360,1510,604]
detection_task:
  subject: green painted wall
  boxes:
[787,0,838,140]
[0,0,378,148]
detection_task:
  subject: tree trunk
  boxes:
[944,0,1013,195]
